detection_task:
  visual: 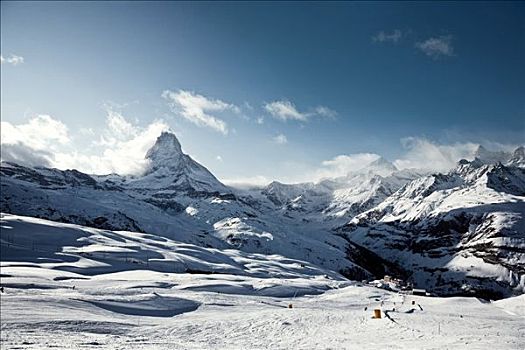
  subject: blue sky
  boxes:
[1,1,524,185]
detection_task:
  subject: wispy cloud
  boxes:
[71,106,170,174]
[105,107,138,141]
[1,112,169,175]
[1,115,71,167]
[1,115,70,150]
[372,30,403,43]
[313,153,381,181]
[372,29,403,44]
[56,119,169,175]
[264,100,307,122]
[272,133,288,145]
[416,35,454,59]
[2,114,520,185]
[79,127,95,137]
[314,106,337,119]
[222,175,270,189]
[1,143,53,168]
[393,137,477,171]
[313,138,490,179]
[372,31,455,60]
[276,136,521,184]
[264,100,337,122]
[162,89,239,135]
[0,54,24,66]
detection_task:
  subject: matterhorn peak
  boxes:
[145,131,184,166]
[140,131,228,191]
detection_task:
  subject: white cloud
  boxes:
[1,115,71,167]
[106,109,137,138]
[273,134,288,145]
[1,115,70,150]
[1,113,169,175]
[1,143,53,168]
[162,89,239,135]
[372,30,402,43]
[264,100,337,122]
[279,138,488,183]
[54,119,169,175]
[2,113,517,185]
[96,107,139,146]
[314,106,337,119]
[271,153,381,184]
[256,117,264,125]
[0,54,24,66]
[393,137,478,172]
[313,153,381,180]
[264,100,308,121]
[222,175,270,189]
[279,137,520,184]
[416,35,454,59]
[79,127,95,137]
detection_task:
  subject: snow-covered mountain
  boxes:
[1,131,524,298]
[474,144,525,168]
[340,158,525,298]
[131,131,229,194]
[0,132,372,281]
[320,168,426,223]
[253,157,424,228]
[474,145,511,164]
[507,146,525,168]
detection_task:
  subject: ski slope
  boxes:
[1,214,524,349]
[1,269,524,349]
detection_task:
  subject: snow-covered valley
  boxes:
[1,214,524,349]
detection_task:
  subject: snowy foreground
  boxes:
[1,215,524,349]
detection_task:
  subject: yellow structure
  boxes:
[374,309,381,319]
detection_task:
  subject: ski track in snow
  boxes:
[1,282,524,349]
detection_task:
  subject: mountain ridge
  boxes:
[1,131,524,298]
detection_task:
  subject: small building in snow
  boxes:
[412,288,427,296]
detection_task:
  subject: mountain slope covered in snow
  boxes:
[340,159,525,298]
[1,214,524,350]
[1,131,524,298]
[0,133,371,281]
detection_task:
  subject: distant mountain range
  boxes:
[1,131,524,299]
